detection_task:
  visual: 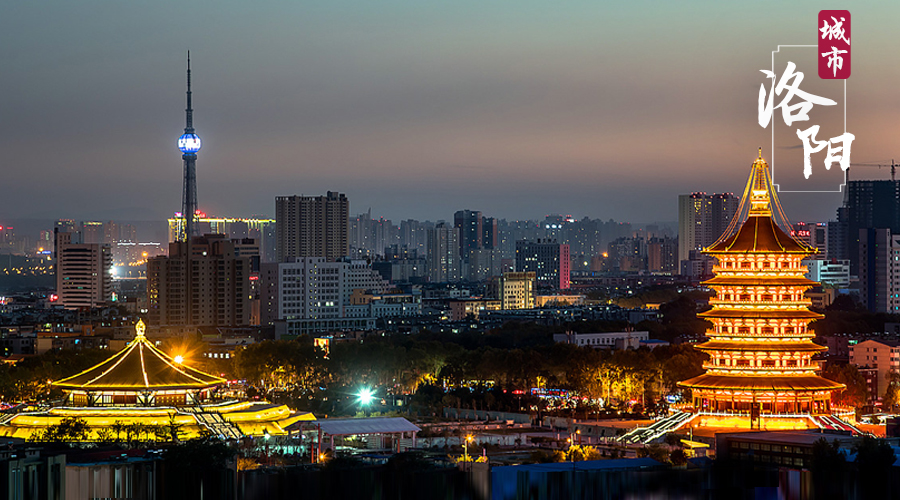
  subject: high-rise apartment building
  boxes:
[849,339,900,399]
[454,210,483,258]
[858,228,900,313]
[515,240,570,290]
[55,230,113,310]
[837,180,900,275]
[647,236,678,274]
[426,223,460,283]
[677,192,739,264]
[275,191,349,262]
[482,217,498,249]
[147,234,252,327]
[607,236,648,272]
[790,222,827,259]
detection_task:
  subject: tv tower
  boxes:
[176,52,202,242]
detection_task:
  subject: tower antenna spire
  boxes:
[185,51,193,133]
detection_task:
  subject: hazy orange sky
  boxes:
[2,1,898,224]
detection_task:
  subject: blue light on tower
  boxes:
[178,133,202,153]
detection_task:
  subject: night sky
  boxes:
[2,1,898,224]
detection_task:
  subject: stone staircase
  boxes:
[616,411,696,445]
[194,411,244,440]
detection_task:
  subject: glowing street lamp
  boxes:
[357,388,374,405]
[357,388,375,415]
[464,434,474,459]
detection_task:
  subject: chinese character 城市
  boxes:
[822,47,848,78]
[820,16,850,44]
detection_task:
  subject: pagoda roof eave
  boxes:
[678,374,845,391]
[702,276,819,287]
[698,309,824,320]
[705,215,815,254]
[694,341,827,352]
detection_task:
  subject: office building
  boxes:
[426,223,460,282]
[260,257,390,334]
[147,234,252,327]
[276,191,349,262]
[553,331,650,350]
[804,259,851,288]
[54,230,113,310]
[499,271,535,310]
[168,215,276,262]
[515,239,570,290]
[677,192,739,264]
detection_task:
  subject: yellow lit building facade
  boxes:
[679,152,846,430]
[0,320,313,440]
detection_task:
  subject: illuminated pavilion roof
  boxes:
[53,320,225,392]
[678,374,844,392]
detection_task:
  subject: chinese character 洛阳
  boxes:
[796,126,855,179]
[758,62,836,128]
[759,61,853,179]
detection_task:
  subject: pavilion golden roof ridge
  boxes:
[53,320,225,391]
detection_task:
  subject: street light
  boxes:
[357,388,375,416]
[464,434,474,459]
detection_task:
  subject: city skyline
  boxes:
[3,2,898,224]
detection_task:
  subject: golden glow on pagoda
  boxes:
[679,152,845,429]
[0,321,315,440]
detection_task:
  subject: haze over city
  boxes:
[3,1,899,224]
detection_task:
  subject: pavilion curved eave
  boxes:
[698,309,824,320]
[693,341,827,352]
[679,374,845,392]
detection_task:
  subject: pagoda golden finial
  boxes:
[748,150,772,216]
[135,319,146,338]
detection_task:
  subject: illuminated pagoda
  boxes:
[678,150,846,430]
[0,320,314,440]
[54,319,223,407]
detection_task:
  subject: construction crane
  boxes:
[849,160,898,181]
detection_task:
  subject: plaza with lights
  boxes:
[0,320,314,440]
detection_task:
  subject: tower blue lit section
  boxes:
[178,133,202,154]
[178,52,200,242]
